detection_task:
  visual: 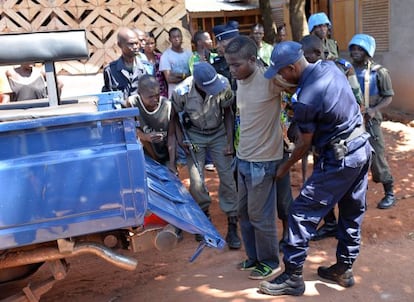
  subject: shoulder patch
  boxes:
[336,58,352,69]
[175,83,190,96]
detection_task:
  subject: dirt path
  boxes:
[2,121,414,302]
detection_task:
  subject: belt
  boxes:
[330,124,365,146]
[314,124,366,157]
[189,125,222,135]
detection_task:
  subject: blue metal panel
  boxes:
[0,108,147,249]
[144,156,226,250]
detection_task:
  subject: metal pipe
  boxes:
[0,242,137,271]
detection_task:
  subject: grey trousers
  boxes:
[186,126,238,216]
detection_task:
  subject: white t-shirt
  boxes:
[159,48,192,98]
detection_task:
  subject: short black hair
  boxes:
[300,35,323,53]
[192,30,206,44]
[251,23,264,31]
[225,35,257,60]
[168,27,181,37]
[138,74,160,93]
[146,31,155,39]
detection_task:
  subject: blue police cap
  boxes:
[264,41,304,79]
[193,62,227,95]
[213,21,239,41]
[308,12,332,32]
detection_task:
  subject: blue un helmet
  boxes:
[348,34,376,57]
[308,12,331,33]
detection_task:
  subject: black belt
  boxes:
[314,125,366,158]
[330,124,366,146]
[189,125,222,135]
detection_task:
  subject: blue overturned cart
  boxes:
[0,30,225,301]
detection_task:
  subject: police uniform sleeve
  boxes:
[376,67,395,97]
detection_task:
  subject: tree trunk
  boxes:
[258,0,277,44]
[289,0,308,41]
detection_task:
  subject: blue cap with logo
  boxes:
[213,21,239,41]
[193,62,226,95]
[308,12,332,32]
[264,41,304,79]
[348,34,376,58]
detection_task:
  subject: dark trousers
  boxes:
[283,137,372,268]
[368,118,393,184]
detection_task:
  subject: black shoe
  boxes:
[317,263,355,288]
[226,216,241,249]
[311,222,337,241]
[237,259,257,271]
[377,194,396,209]
[259,271,305,296]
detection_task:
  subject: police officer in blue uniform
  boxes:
[258,41,373,296]
[349,34,396,209]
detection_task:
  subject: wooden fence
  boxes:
[0,0,191,74]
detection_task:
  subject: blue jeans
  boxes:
[237,158,282,269]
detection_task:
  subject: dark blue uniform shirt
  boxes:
[292,60,362,150]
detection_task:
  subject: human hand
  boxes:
[223,143,234,156]
[275,163,289,181]
[365,107,376,119]
[149,132,165,143]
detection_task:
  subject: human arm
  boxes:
[102,66,113,92]
[222,87,235,156]
[137,128,160,161]
[167,106,178,174]
[276,131,313,180]
[162,70,189,84]
[365,67,394,119]
[365,96,392,119]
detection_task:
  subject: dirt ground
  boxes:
[2,120,414,302]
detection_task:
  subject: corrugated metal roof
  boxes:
[185,0,258,12]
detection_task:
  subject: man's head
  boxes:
[308,12,331,40]
[138,75,161,112]
[134,28,147,51]
[224,35,257,80]
[117,27,140,59]
[193,31,213,51]
[264,41,307,86]
[193,62,227,96]
[349,34,376,64]
[300,35,324,63]
[168,27,183,51]
[276,23,287,43]
[213,21,239,55]
[250,23,265,47]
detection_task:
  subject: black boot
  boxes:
[377,182,396,209]
[311,209,338,241]
[259,266,305,296]
[318,262,354,288]
[279,219,289,252]
[226,216,241,249]
[195,209,211,242]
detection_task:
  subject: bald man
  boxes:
[102,27,151,99]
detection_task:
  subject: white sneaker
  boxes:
[204,163,215,171]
